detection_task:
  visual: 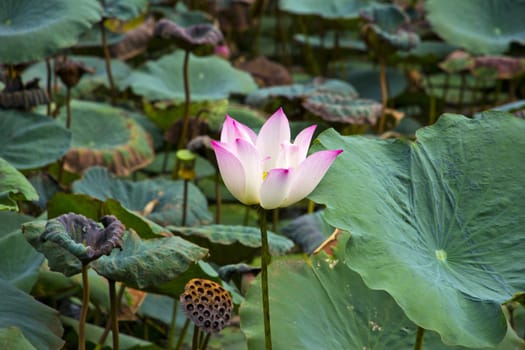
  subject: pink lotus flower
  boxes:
[211,108,343,209]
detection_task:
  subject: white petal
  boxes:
[211,140,257,205]
[221,115,257,144]
[280,149,343,207]
[275,142,299,168]
[256,107,291,170]
[293,125,317,163]
[259,168,292,210]
[232,138,263,204]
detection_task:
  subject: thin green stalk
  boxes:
[214,170,221,224]
[79,264,90,350]
[95,284,125,350]
[259,207,273,350]
[177,50,191,150]
[45,58,52,116]
[182,179,189,226]
[109,279,119,350]
[57,86,71,183]
[100,20,116,105]
[413,326,425,350]
[271,209,278,233]
[174,318,191,350]
[377,58,388,134]
[167,298,178,349]
[200,332,211,350]
[192,325,200,350]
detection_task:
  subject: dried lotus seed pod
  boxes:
[180,278,233,333]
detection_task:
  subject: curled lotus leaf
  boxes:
[0,0,102,64]
[474,56,525,80]
[302,89,382,125]
[360,4,419,53]
[154,19,224,56]
[59,100,154,176]
[40,213,124,265]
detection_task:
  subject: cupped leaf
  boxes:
[0,0,101,63]
[0,110,71,170]
[167,225,294,265]
[302,89,381,125]
[58,100,154,176]
[310,112,525,347]
[0,279,64,350]
[92,230,208,289]
[122,51,257,101]
[73,167,212,226]
[279,0,371,20]
[240,254,416,349]
[426,0,525,55]
[0,158,38,211]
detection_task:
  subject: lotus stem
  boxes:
[109,279,120,350]
[200,332,211,350]
[413,326,425,350]
[79,264,90,350]
[95,283,125,350]
[215,170,222,224]
[168,300,178,349]
[191,324,200,350]
[458,73,466,114]
[428,95,437,125]
[174,318,191,350]
[57,86,72,184]
[307,200,315,214]
[258,207,273,350]
[178,50,192,150]
[100,20,117,105]
[45,58,52,116]
[377,58,388,134]
[182,179,189,226]
[272,209,278,233]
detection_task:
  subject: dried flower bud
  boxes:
[54,56,95,88]
[180,278,233,333]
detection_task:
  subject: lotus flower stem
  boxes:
[109,279,120,350]
[79,263,90,350]
[100,20,117,105]
[177,50,192,150]
[174,318,191,350]
[377,58,388,134]
[191,324,200,350]
[45,58,53,116]
[214,170,222,224]
[57,86,72,184]
[258,207,273,350]
[167,299,178,349]
[182,179,189,226]
[413,326,425,350]
[200,332,211,350]
[95,283,125,350]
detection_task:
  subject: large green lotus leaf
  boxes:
[279,0,371,20]
[0,110,71,170]
[0,211,33,235]
[0,278,64,350]
[57,100,154,176]
[240,254,417,349]
[73,167,212,226]
[0,0,101,63]
[47,192,167,239]
[281,210,334,254]
[0,327,35,350]
[167,225,294,265]
[92,230,208,289]
[23,55,131,98]
[245,78,358,107]
[302,89,382,125]
[122,51,257,101]
[426,0,525,55]
[0,158,38,211]
[102,0,149,20]
[0,230,44,293]
[309,112,525,347]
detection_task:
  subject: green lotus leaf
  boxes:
[302,89,382,125]
[0,327,36,350]
[294,32,366,52]
[47,192,167,239]
[23,55,131,98]
[91,230,208,289]
[426,0,525,55]
[0,0,101,63]
[73,167,212,227]
[122,51,257,101]
[0,158,38,211]
[310,112,525,347]
[240,254,417,349]
[423,73,497,105]
[0,230,43,292]
[101,0,149,20]
[0,278,64,350]
[279,0,371,20]
[167,225,294,265]
[399,40,457,65]
[246,78,358,106]
[0,110,71,170]
[281,211,334,254]
[57,100,154,176]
